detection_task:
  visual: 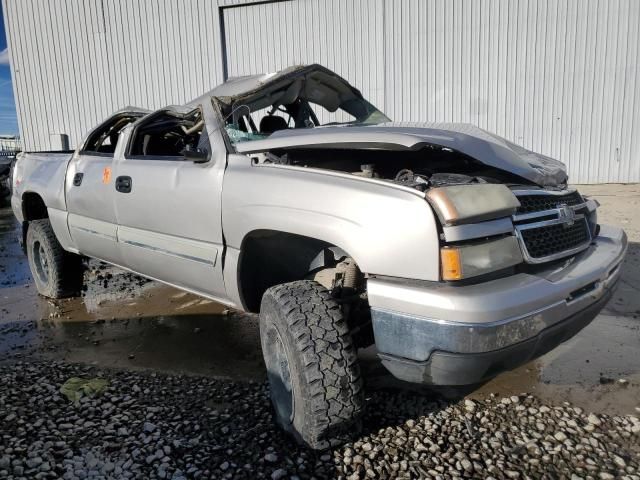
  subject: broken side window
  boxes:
[81,112,145,156]
[127,109,205,159]
[219,70,390,145]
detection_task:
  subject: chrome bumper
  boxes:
[368,225,627,384]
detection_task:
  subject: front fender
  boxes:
[222,156,440,282]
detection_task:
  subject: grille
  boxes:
[520,219,590,259]
[516,191,584,214]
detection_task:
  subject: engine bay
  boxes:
[254,145,534,191]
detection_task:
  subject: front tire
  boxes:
[26,219,83,298]
[260,280,364,449]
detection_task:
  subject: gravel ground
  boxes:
[0,361,638,480]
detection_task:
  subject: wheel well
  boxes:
[22,192,48,221]
[21,192,48,251]
[237,230,349,313]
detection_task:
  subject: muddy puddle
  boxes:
[1,200,639,416]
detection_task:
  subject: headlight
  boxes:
[426,184,520,226]
[440,236,523,281]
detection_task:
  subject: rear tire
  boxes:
[259,280,364,449]
[26,219,83,298]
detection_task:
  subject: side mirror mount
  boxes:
[183,145,209,164]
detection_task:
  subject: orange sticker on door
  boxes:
[102,167,112,184]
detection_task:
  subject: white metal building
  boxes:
[2,0,639,184]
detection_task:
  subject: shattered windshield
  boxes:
[219,68,390,144]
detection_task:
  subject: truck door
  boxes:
[112,105,226,300]
[66,110,146,264]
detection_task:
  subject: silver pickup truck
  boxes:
[0,156,14,204]
[10,64,627,449]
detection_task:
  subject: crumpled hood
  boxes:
[235,122,567,187]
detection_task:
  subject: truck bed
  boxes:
[11,151,75,217]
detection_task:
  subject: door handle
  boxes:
[115,176,132,193]
[73,173,83,186]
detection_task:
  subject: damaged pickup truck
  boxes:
[10,64,627,448]
[0,155,14,205]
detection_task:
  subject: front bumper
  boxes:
[368,225,627,385]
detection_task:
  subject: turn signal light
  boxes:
[440,236,523,281]
[440,247,463,281]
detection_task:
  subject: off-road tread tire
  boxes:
[27,219,83,299]
[260,280,364,450]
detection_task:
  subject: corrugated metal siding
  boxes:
[221,0,385,124]
[381,0,640,184]
[3,0,640,183]
[2,0,224,152]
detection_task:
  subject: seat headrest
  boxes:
[259,115,288,134]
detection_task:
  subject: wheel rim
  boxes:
[268,327,294,423]
[33,240,50,284]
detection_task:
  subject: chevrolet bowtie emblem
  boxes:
[557,204,576,227]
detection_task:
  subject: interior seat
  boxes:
[145,135,180,156]
[259,115,288,134]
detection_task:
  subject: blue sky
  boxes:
[0,4,18,135]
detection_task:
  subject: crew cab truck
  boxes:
[11,65,627,449]
[0,155,15,205]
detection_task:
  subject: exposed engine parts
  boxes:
[351,163,377,178]
[392,170,490,191]
[255,144,527,191]
[393,168,430,190]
